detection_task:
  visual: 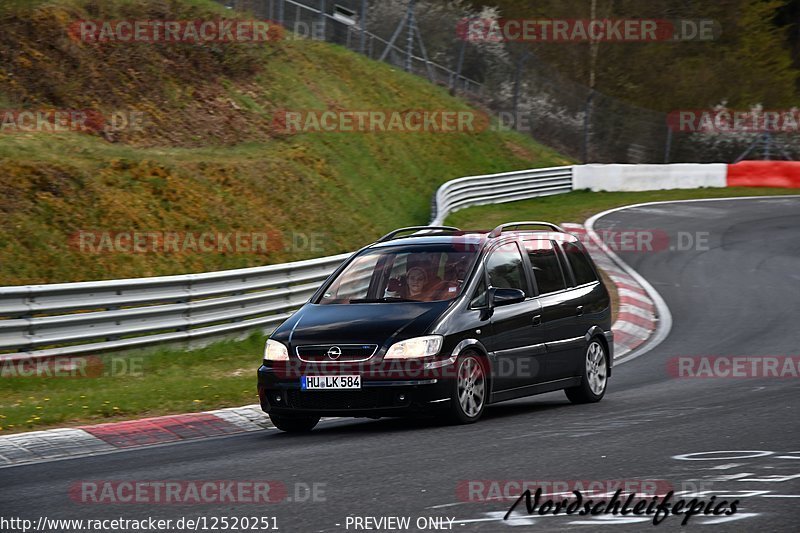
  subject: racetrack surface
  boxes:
[1,197,799,532]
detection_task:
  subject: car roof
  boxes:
[369,230,579,249]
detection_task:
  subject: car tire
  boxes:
[442,352,488,424]
[565,338,608,404]
[269,413,320,433]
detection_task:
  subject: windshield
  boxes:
[318,244,477,304]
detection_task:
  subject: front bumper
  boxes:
[257,363,454,417]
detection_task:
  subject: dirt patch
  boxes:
[504,139,536,161]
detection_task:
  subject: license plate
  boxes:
[301,375,361,390]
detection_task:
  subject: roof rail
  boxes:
[377,226,461,243]
[489,221,565,238]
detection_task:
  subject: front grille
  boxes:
[296,344,378,362]
[286,389,406,410]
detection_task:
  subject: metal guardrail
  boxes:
[0,254,351,361]
[430,166,574,225]
[0,166,574,360]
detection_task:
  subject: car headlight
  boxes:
[384,335,443,360]
[264,339,289,361]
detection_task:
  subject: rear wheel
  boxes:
[269,413,320,433]
[442,353,487,424]
[565,339,608,404]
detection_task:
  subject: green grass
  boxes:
[0,125,566,285]
[0,20,569,285]
[0,333,267,433]
[2,186,796,434]
[445,187,800,228]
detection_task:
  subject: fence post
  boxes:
[380,0,413,63]
[318,0,326,41]
[451,39,466,92]
[359,0,367,54]
[582,90,596,164]
[405,0,416,72]
[512,51,529,130]
[664,125,673,163]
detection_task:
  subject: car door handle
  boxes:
[576,306,584,317]
[532,315,542,326]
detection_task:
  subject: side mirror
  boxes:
[489,287,526,308]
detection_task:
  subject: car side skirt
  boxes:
[489,376,582,403]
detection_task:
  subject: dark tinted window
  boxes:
[486,243,528,294]
[562,242,597,285]
[523,240,566,294]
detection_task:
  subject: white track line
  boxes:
[586,195,800,365]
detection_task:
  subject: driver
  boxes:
[413,252,442,286]
[405,267,429,299]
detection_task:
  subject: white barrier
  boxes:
[573,164,728,191]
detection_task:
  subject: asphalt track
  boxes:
[1,196,799,532]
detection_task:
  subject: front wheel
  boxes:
[269,413,320,433]
[442,353,488,424]
[565,339,608,404]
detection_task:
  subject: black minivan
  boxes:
[258,222,613,432]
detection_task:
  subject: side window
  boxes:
[485,242,528,294]
[523,239,566,295]
[470,274,488,308]
[562,242,598,285]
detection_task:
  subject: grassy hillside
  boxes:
[0,0,569,285]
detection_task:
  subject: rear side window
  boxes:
[485,242,528,295]
[562,242,598,285]
[523,240,566,294]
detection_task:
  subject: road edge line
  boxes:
[585,194,800,365]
